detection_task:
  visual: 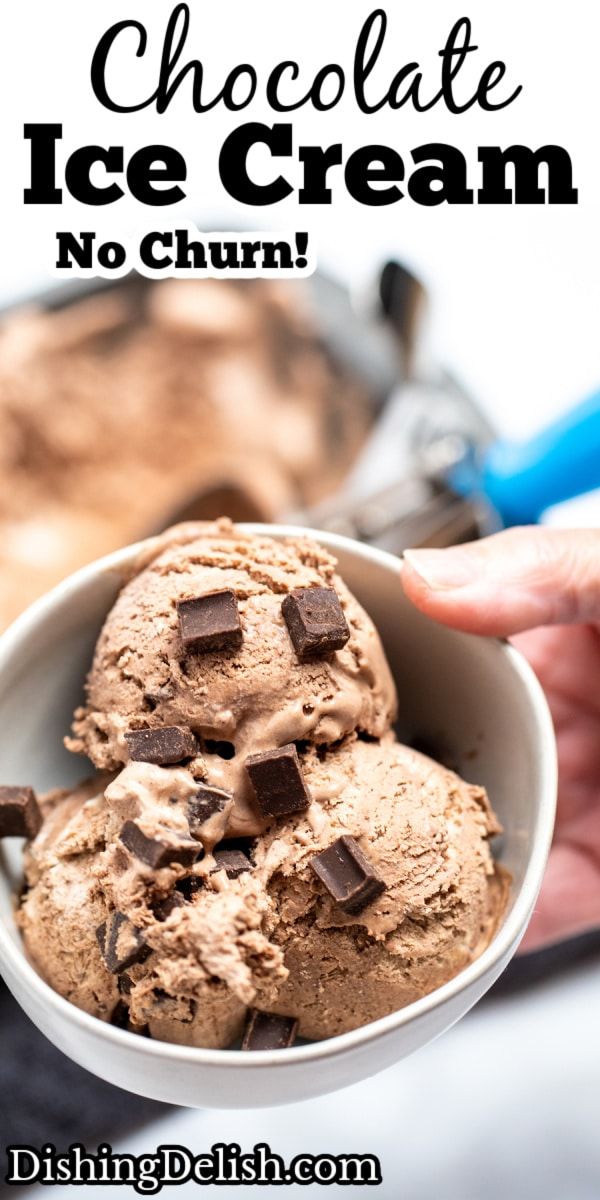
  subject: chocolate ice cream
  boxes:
[0,280,369,629]
[67,522,396,836]
[15,523,509,1048]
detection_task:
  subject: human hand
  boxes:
[401,526,600,952]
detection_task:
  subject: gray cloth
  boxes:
[0,980,169,1184]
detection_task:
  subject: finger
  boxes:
[520,841,600,952]
[402,527,600,636]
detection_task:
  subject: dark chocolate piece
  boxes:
[245,744,310,817]
[310,835,387,915]
[211,848,251,879]
[118,972,133,996]
[120,821,199,869]
[96,912,148,974]
[242,1010,298,1051]
[0,786,42,839]
[152,892,185,921]
[188,784,231,836]
[281,587,350,661]
[177,590,242,654]
[125,726,198,766]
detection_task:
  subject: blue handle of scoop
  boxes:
[479,389,600,526]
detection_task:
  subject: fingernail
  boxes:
[403,548,475,590]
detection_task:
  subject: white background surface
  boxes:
[2,2,600,1196]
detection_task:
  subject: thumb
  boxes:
[402,527,600,636]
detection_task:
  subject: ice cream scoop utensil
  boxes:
[449,387,600,526]
[301,264,600,552]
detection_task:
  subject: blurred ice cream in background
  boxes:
[0,279,371,629]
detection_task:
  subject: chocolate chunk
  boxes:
[152,892,185,921]
[188,784,231,836]
[96,912,148,974]
[282,587,350,660]
[310,835,387,915]
[0,786,42,839]
[125,726,198,766]
[120,821,199,869]
[211,848,252,878]
[242,1010,298,1051]
[245,744,310,817]
[118,972,134,996]
[177,590,242,654]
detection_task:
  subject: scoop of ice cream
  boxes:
[18,736,508,1048]
[18,772,286,1048]
[67,522,397,836]
[17,778,120,1022]
[252,735,508,1039]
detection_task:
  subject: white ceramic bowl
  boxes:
[0,526,556,1108]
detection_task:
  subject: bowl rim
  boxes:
[0,524,558,1071]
